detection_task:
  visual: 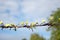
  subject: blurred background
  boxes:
[0,0,60,40]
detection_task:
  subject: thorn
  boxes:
[28,28,33,31]
[1,28,3,30]
[15,29,17,31]
[13,27,17,31]
[31,28,33,32]
[28,28,30,30]
[10,28,11,30]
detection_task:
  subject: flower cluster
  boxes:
[0,17,57,31]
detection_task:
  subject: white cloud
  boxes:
[21,0,60,22]
[0,0,60,23]
[0,0,21,24]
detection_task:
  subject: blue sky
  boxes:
[0,0,60,40]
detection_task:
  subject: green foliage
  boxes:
[48,8,60,40]
[30,33,46,40]
[22,38,27,40]
[50,29,60,40]
[49,8,60,29]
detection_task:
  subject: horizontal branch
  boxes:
[0,23,59,31]
[0,23,58,28]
